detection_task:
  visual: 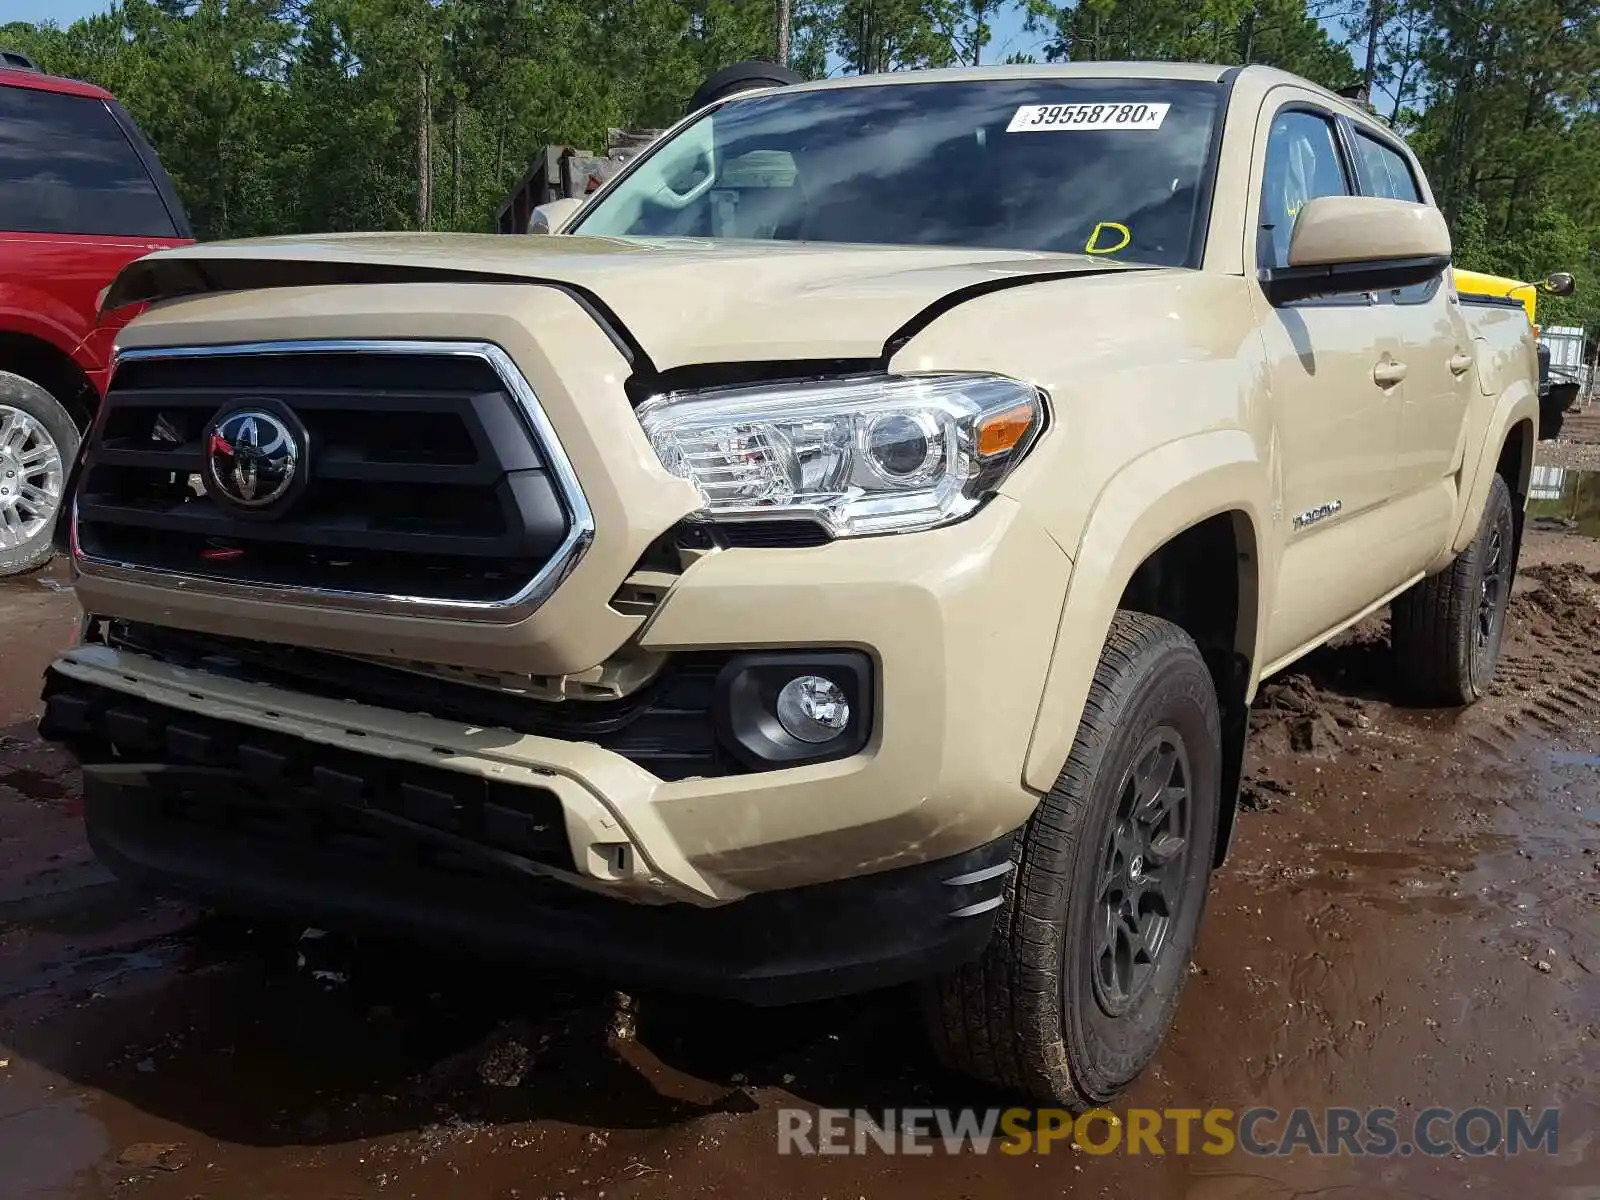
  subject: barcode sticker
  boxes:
[1006,102,1171,133]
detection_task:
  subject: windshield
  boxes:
[572,79,1223,267]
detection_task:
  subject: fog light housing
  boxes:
[714,652,873,770]
[776,675,850,743]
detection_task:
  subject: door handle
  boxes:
[1373,359,1408,387]
[1448,352,1474,376]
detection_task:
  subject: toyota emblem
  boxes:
[204,408,302,509]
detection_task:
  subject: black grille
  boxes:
[73,351,573,603]
[663,518,832,552]
[716,520,832,549]
[40,674,577,874]
[99,621,747,781]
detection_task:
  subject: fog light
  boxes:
[714,651,872,769]
[776,675,850,743]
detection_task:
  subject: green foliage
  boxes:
[2,0,1596,335]
[4,0,788,238]
[1035,0,1357,87]
[1402,0,1600,331]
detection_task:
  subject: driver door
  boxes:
[1248,97,1406,668]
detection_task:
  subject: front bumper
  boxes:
[45,494,1070,905]
[75,753,1013,1005]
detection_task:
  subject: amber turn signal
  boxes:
[976,403,1037,458]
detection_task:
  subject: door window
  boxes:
[1258,109,1350,271]
[0,86,177,237]
[1352,131,1422,203]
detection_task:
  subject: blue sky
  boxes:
[9,0,111,26]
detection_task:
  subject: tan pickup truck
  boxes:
[39,62,1538,1106]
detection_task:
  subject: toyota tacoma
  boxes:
[38,63,1539,1106]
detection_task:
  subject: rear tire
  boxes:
[0,371,78,578]
[687,61,804,113]
[923,612,1220,1106]
[1391,473,1515,705]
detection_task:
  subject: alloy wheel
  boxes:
[1091,728,1194,1017]
[0,404,65,551]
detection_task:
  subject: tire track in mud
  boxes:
[1220,549,1600,1111]
[1469,564,1600,755]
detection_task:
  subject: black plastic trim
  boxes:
[1459,293,1526,311]
[713,651,874,770]
[625,357,880,407]
[40,675,577,873]
[1260,254,1450,306]
[80,755,1015,1004]
[91,627,745,781]
[73,350,574,603]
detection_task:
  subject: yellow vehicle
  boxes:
[1453,269,1577,438]
[1452,268,1572,328]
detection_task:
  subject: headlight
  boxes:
[636,374,1043,537]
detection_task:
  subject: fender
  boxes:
[1435,380,1537,572]
[1023,429,1272,793]
[0,287,89,367]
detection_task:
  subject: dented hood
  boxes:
[105,232,1152,369]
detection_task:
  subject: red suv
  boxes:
[0,54,193,576]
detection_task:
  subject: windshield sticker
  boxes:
[1007,102,1170,133]
[1085,221,1132,254]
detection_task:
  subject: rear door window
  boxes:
[0,85,178,237]
[1352,130,1422,203]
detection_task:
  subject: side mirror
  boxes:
[529,197,585,234]
[1540,271,1575,297]
[1262,195,1451,305]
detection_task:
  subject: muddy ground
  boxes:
[3,527,1598,1199]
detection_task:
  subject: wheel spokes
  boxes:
[1146,829,1187,867]
[0,404,65,546]
[0,411,24,457]
[18,440,60,473]
[1136,781,1186,829]
[1477,528,1507,647]
[0,503,23,547]
[16,480,56,517]
[1132,741,1176,805]
[1090,726,1197,1015]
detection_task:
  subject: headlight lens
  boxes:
[636,374,1043,537]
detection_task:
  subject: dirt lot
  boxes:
[2,522,1598,1199]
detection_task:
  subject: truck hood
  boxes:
[105,232,1155,370]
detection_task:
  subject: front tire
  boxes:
[0,371,78,577]
[924,612,1220,1106]
[1391,473,1515,706]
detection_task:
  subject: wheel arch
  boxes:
[1494,416,1534,579]
[1023,431,1271,863]
[0,331,96,429]
[1444,384,1537,567]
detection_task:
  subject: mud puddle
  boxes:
[1,536,1598,1199]
[1528,463,1600,538]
